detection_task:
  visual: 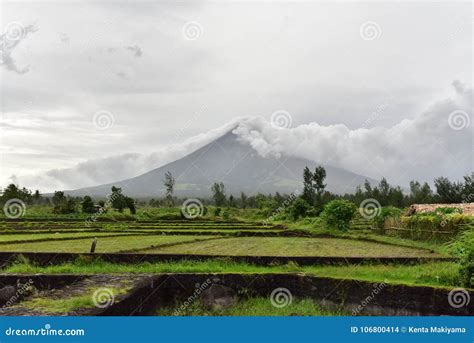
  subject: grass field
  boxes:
[0,235,219,253]
[144,236,442,257]
[0,215,465,301]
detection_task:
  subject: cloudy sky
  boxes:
[0,1,472,192]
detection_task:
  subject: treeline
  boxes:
[0,184,136,215]
[344,174,474,207]
[154,168,474,211]
[1,169,472,215]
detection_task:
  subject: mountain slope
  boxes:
[65,131,377,197]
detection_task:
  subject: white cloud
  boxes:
[12,81,472,192]
[0,2,472,193]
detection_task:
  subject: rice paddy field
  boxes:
[0,215,469,316]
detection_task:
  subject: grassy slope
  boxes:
[2,259,462,289]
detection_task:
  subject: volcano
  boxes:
[65,130,376,198]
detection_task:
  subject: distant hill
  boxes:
[64,130,377,198]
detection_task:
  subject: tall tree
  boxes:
[302,166,315,204]
[313,165,327,204]
[163,171,175,206]
[240,192,248,209]
[313,166,327,195]
[211,182,226,206]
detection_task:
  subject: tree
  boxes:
[409,181,433,204]
[302,167,315,204]
[228,195,236,207]
[462,173,474,203]
[313,166,327,198]
[302,165,327,208]
[321,199,357,231]
[364,179,372,197]
[82,196,95,214]
[240,192,248,209]
[52,191,76,214]
[125,197,136,214]
[163,171,175,206]
[378,178,390,205]
[110,186,127,212]
[313,165,327,210]
[109,187,136,214]
[32,190,42,204]
[0,184,32,204]
[52,191,66,207]
[211,182,226,206]
[434,177,463,203]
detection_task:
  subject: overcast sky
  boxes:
[0,1,472,192]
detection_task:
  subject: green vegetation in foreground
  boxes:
[15,287,126,314]
[158,298,345,316]
[3,258,463,289]
[0,232,140,243]
[0,235,219,253]
[147,236,443,257]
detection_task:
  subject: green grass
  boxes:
[145,236,443,257]
[0,232,141,243]
[158,297,345,316]
[16,287,126,314]
[2,258,463,288]
[0,235,219,253]
[0,205,262,222]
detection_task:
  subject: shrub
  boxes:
[447,228,474,287]
[287,198,310,221]
[435,207,463,215]
[81,196,95,214]
[321,199,357,231]
[213,207,221,217]
[374,206,403,229]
